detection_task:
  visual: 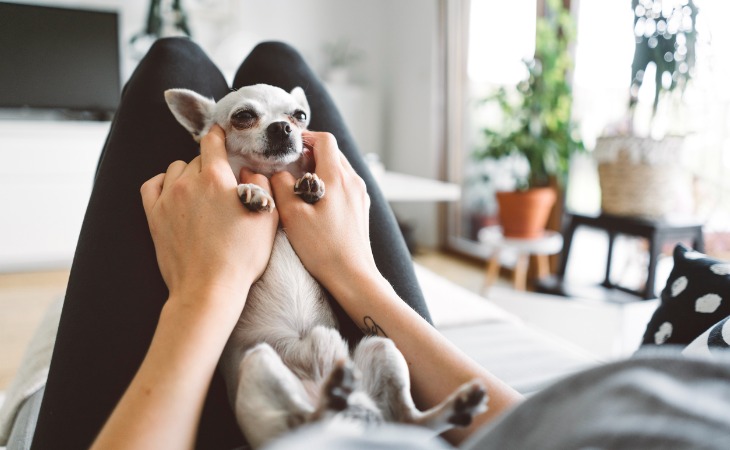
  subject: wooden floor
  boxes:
[412,250,486,294]
[0,270,69,390]
[0,251,486,391]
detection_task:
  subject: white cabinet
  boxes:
[0,121,109,271]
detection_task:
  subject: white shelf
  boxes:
[377,171,460,202]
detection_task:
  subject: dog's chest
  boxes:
[236,232,337,347]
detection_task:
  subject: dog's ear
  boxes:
[164,89,216,142]
[290,87,310,127]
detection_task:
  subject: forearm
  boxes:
[91,287,246,450]
[327,270,523,444]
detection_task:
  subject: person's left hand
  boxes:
[140,125,278,310]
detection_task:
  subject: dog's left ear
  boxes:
[164,88,216,142]
[290,87,310,126]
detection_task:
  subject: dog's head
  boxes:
[164,84,310,177]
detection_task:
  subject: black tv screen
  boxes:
[0,2,121,117]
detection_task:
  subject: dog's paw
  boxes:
[238,183,275,212]
[323,360,357,412]
[447,381,488,427]
[294,173,325,204]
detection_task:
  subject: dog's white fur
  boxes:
[165,84,488,449]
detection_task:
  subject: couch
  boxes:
[0,263,600,449]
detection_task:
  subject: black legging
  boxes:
[31,38,430,450]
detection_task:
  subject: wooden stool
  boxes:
[478,227,564,293]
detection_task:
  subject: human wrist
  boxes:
[165,280,250,322]
[325,262,392,307]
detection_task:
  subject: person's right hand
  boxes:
[141,125,279,311]
[270,131,377,293]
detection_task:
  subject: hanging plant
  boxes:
[629,0,698,119]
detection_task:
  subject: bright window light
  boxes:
[468,0,536,85]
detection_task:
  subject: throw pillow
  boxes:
[683,315,730,357]
[641,244,730,346]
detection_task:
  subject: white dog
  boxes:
[165,84,488,449]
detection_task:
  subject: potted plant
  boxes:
[472,0,584,238]
[322,39,365,84]
[595,0,698,218]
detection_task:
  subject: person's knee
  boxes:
[144,37,206,64]
[249,41,306,65]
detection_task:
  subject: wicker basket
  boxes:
[595,136,684,218]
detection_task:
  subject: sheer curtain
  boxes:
[444,0,539,257]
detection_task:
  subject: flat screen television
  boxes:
[0,2,121,120]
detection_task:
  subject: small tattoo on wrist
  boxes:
[362,316,387,337]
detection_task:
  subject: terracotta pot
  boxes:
[496,187,557,238]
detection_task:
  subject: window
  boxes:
[446,0,539,256]
[445,0,730,258]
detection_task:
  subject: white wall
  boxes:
[380,0,442,247]
[2,0,444,270]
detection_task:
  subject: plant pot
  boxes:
[594,136,685,218]
[496,187,557,239]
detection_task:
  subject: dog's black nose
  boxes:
[267,121,292,139]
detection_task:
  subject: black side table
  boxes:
[555,213,704,299]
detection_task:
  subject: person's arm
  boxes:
[270,131,523,445]
[91,126,278,450]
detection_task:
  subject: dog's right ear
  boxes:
[164,89,216,142]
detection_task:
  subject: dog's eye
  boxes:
[231,110,258,129]
[233,110,257,121]
[293,110,307,122]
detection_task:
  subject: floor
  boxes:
[0,270,69,390]
[0,251,482,392]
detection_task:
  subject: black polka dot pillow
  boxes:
[683,316,730,357]
[641,244,730,347]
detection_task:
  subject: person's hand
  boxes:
[140,125,278,309]
[270,131,376,294]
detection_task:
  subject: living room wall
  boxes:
[9,0,444,249]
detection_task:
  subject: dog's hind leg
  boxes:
[234,343,314,449]
[353,336,488,434]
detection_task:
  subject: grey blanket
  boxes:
[266,349,730,450]
[462,348,730,449]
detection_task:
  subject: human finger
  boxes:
[200,125,227,168]
[338,152,357,175]
[240,168,272,191]
[140,173,165,216]
[270,171,299,211]
[163,160,187,190]
[303,131,342,174]
[184,155,202,175]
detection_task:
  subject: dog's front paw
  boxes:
[237,183,275,212]
[448,381,488,427]
[294,173,325,204]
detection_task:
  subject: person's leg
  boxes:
[231,42,431,344]
[31,38,243,450]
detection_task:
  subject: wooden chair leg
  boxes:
[513,253,529,291]
[482,251,501,295]
[536,253,550,280]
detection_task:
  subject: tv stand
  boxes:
[0,119,110,271]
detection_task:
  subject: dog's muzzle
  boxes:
[264,121,299,158]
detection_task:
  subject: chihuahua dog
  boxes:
[165,84,487,448]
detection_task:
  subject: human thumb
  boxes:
[270,171,298,209]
